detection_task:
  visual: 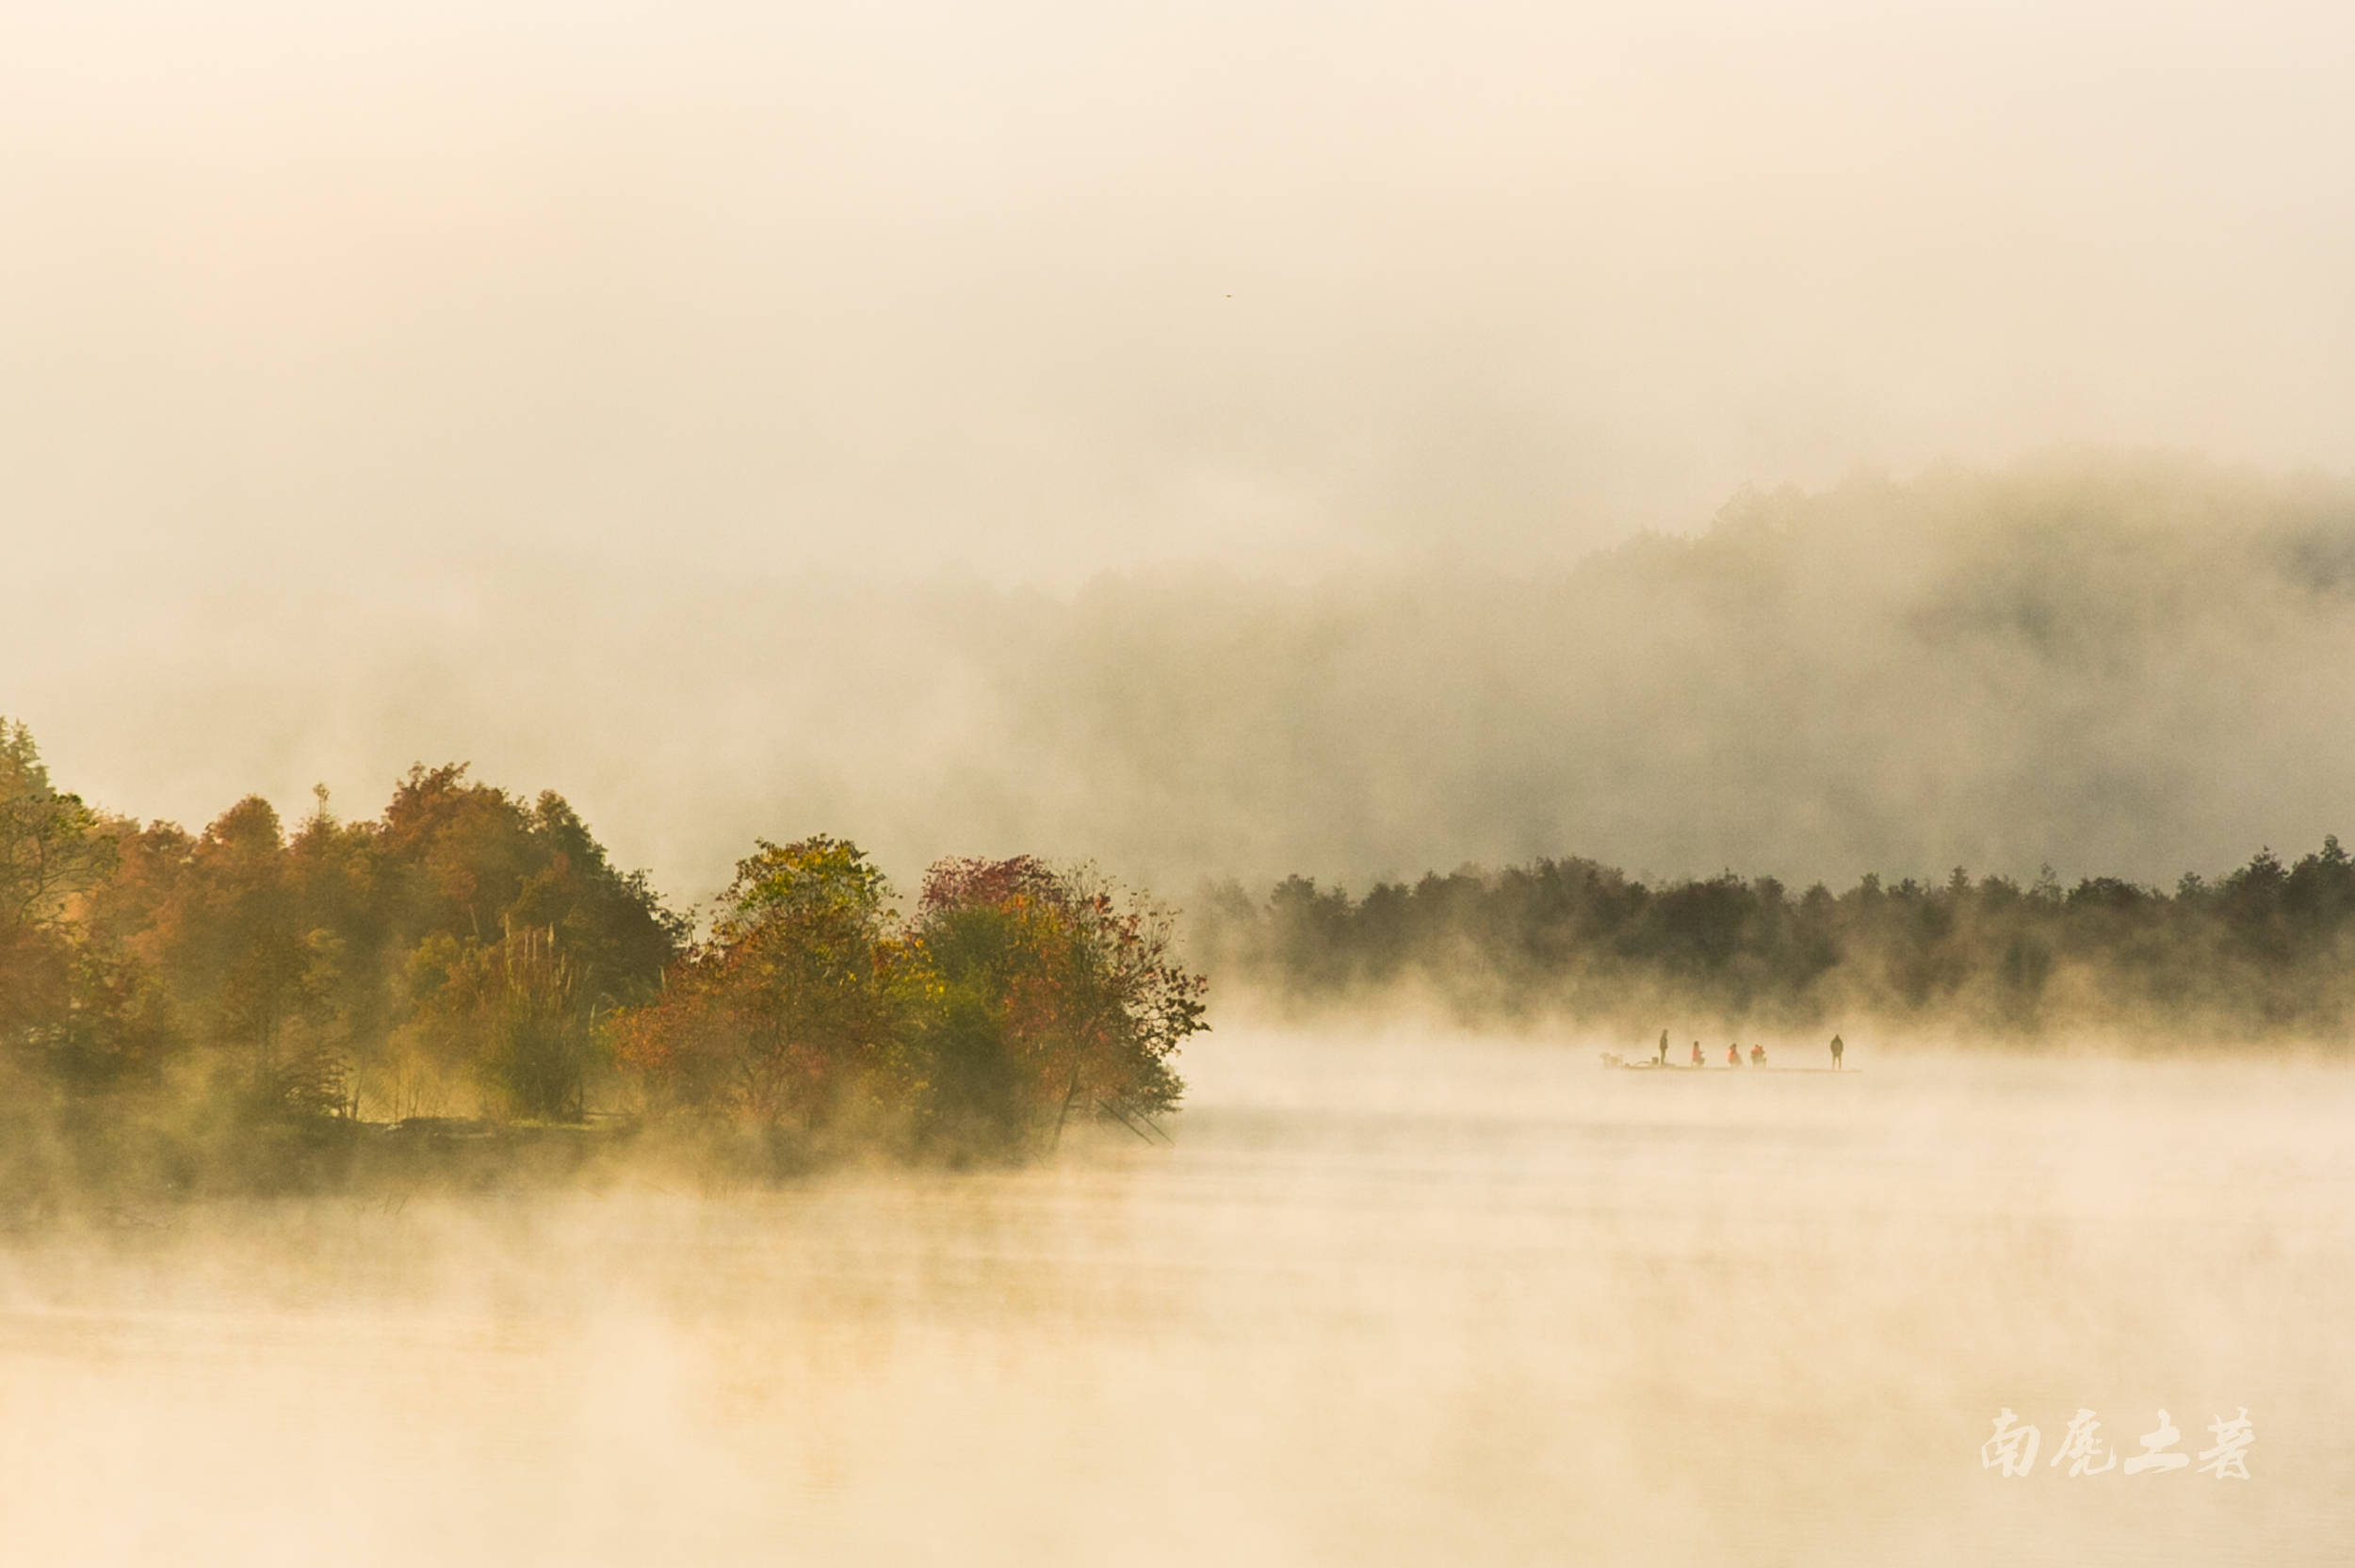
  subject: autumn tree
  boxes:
[612,836,905,1130]
[136,797,351,1113]
[0,719,113,927]
[0,719,116,1068]
[361,766,685,1116]
[45,757,682,1121]
[373,767,682,986]
[908,857,1206,1151]
[410,922,593,1121]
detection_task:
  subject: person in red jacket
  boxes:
[1749,1043,1766,1067]
[1691,1041,1704,1066]
[1726,1043,1742,1067]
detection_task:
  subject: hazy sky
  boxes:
[7,0,2354,895]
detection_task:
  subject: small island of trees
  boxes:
[1,719,1204,1204]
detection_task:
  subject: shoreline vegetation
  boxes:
[1,719,1203,1210]
[1192,847,2355,1045]
[9,709,2355,1209]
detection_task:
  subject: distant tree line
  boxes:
[1193,846,2355,1044]
[0,719,1203,1201]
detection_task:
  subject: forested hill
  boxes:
[934,457,2355,890]
[1192,843,2355,1043]
[24,457,2355,902]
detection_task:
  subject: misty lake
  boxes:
[3,1028,2347,1566]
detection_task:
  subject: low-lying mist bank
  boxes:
[992,455,2355,890]
[3,1030,2345,1565]
[19,455,2355,900]
[1192,837,2355,1046]
[0,1089,1164,1226]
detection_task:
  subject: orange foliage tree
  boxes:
[610,835,909,1130]
[611,845,1209,1156]
[905,856,1205,1150]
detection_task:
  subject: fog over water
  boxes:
[5,1029,2344,1564]
[7,4,2353,1560]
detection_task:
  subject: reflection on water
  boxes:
[3,1028,2348,1565]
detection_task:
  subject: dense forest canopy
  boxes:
[26,748,687,1117]
[0,721,1203,1200]
[1194,843,2355,1044]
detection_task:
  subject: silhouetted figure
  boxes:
[1691,1041,1704,1067]
[1727,1043,1741,1067]
[1749,1043,1765,1067]
[1830,1033,1844,1070]
[1659,1029,1669,1065]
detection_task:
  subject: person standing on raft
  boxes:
[1749,1043,1765,1067]
[1829,1033,1844,1070]
[1726,1043,1742,1067]
[1659,1029,1669,1066]
[1691,1041,1704,1067]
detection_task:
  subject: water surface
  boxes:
[3,1029,2343,1564]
